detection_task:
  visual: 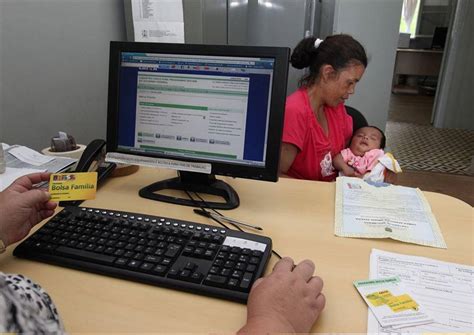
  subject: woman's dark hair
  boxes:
[290,34,368,87]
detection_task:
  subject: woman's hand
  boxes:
[238,257,326,333]
[0,173,57,247]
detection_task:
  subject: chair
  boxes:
[345,105,368,131]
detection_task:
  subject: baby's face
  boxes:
[350,127,382,156]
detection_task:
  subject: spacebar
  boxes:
[56,246,116,264]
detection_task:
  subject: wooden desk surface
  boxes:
[1,168,472,332]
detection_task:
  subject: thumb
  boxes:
[250,277,264,291]
[19,189,51,207]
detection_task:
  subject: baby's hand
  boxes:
[342,166,362,178]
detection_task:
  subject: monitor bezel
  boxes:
[106,41,289,182]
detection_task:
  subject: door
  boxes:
[182,0,317,95]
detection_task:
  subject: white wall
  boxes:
[330,0,403,131]
[0,0,126,150]
[433,0,474,130]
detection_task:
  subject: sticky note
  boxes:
[49,172,97,201]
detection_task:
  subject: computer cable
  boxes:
[191,191,282,260]
[184,190,232,231]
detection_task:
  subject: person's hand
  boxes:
[0,172,57,247]
[238,257,326,333]
[342,165,363,178]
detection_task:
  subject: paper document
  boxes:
[9,146,54,166]
[5,145,76,172]
[1,145,77,191]
[131,0,184,43]
[368,249,474,333]
[334,177,446,248]
[354,277,434,329]
[0,167,47,191]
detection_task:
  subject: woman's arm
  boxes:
[279,143,298,177]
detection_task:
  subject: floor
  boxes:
[385,93,474,206]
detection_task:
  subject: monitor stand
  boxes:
[139,171,240,210]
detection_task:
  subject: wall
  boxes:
[433,0,474,130]
[0,0,126,150]
[328,0,403,130]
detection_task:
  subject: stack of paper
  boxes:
[0,145,76,191]
[334,177,446,248]
[354,277,434,329]
[368,249,474,333]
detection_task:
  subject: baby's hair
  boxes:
[353,126,386,149]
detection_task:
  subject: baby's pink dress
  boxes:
[340,148,385,174]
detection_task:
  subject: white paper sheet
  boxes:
[9,146,54,166]
[368,249,474,333]
[131,0,184,43]
[0,167,46,191]
[335,177,447,248]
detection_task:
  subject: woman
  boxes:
[280,34,368,181]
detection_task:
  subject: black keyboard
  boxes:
[14,206,272,303]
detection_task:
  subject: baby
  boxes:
[333,126,401,182]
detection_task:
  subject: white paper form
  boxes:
[0,167,46,191]
[131,0,184,43]
[335,177,447,248]
[9,146,54,166]
[368,249,474,333]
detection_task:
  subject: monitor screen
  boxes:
[106,42,289,209]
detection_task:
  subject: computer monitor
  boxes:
[106,41,289,209]
[431,27,447,50]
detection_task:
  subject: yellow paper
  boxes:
[387,294,419,312]
[49,172,97,201]
[366,290,393,306]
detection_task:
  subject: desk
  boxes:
[392,48,443,93]
[1,168,472,332]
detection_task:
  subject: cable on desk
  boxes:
[184,190,231,231]
[191,192,282,260]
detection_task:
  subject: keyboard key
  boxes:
[164,244,181,258]
[56,246,115,264]
[152,265,167,276]
[189,272,203,283]
[127,260,141,268]
[115,258,128,266]
[204,274,227,288]
[144,255,161,263]
[140,262,154,271]
[239,272,253,291]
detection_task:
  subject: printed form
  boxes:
[131,0,184,43]
[368,249,473,333]
[335,177,446,248]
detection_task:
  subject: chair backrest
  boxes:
[345,105,368,131]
